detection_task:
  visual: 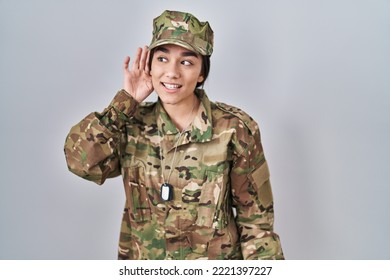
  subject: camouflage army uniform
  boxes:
[64,89,284,260]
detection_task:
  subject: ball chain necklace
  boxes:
[159,100,197,202]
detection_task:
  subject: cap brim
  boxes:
[149,39,207,56]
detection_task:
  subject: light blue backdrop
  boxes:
[1,0,389,259]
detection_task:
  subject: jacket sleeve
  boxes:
[64,90,138,185]
[230,122,284,260]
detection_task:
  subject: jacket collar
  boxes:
[155,89,213,152]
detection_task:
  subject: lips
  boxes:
[162,82,182,90]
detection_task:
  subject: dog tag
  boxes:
[160,183,173,201]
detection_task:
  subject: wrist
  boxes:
[111,89,139,116]
[124,88,144,103]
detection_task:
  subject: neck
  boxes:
[163,95,199,132]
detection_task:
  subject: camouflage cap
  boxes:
[149,10,214,56]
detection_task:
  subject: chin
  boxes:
[159,97,180,106]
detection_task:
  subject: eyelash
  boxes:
[156,56,193,66]
[157,57,167,62]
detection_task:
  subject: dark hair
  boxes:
[198,55,210,88]
[148,48,210,88]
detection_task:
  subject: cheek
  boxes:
[151,74,160,88]
[190,70,203,84]
[150,63,159,81]
[150,62,163,77]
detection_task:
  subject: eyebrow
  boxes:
[155,46,199,58]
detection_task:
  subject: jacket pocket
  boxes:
[123,166,151,222]
[195,170,230,229]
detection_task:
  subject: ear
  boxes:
[197,74,204,83]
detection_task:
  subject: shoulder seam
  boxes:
[214,101,259,135]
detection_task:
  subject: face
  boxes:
[150,44,204,108]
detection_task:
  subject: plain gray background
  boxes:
[1,0,389,259]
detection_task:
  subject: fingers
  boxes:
[145,47,151,75]
[131,47,142,71]
[139,45,149,72]
[130,46,150,72]
[123,56,130,72]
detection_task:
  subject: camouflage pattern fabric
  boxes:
[149,10,214,56]
[64,89,284,260]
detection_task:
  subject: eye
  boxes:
[181,60,193,66]
[157,56,167,62]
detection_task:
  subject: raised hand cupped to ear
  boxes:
[123,46,153,103]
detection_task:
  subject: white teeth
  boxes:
[163,83,180,89]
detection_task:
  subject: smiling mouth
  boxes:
[162,82,182,90]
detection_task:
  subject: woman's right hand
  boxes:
[123,46,153,103]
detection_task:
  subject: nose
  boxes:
[165,62,180,79]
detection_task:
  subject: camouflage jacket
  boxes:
[64,89,284,260]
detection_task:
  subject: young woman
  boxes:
[64,10,284,260]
